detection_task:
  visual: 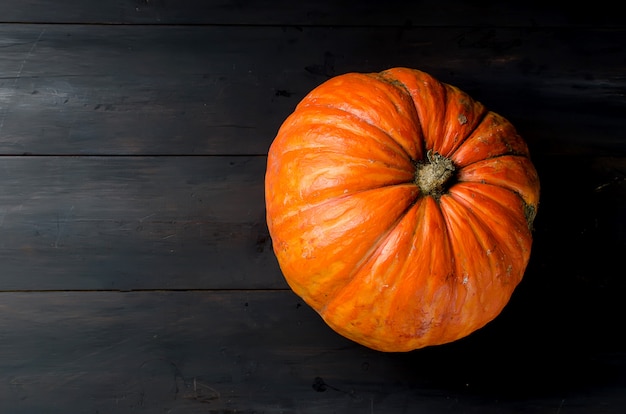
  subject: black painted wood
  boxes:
[0,1,625,412]
[0,24,623,156]
[0,154,623,292]
[1,291,625,413]
[0,156,282,290]
[0,0,621,27]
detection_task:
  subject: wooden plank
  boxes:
[0,153,624,293]
[0,24,624,156]
[1,290,625,413]
[0,0,621,27]
[0,155,284,290]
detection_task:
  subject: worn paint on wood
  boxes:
[0,1,625,412]
[0,25,624,155]
[0,155,282,290]
[0,0,621,27]
[0,154,623,291]
[1,291,625,413]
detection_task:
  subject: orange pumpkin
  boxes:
[265,67,540,352]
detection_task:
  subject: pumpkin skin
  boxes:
[265,67,540,352]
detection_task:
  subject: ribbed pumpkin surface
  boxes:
[265,67,540,352]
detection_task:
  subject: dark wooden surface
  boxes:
[1,1,625,412]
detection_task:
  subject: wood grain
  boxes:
[0,24,623,156]
[0,0,620,26]
[0,155,283,290]
[0,2,625,412]
[1,291,624,414]
[0,154,623,293]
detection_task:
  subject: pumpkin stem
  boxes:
[415,150,456,198]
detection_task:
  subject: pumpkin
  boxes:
[265,67,540,352]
